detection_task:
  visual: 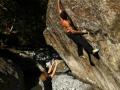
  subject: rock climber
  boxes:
[57,0,99,60]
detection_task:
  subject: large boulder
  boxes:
[44,0,120,90]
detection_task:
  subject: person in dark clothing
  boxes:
[67,33,97,55]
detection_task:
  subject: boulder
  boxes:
[44,0,120,89]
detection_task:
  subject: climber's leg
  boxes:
[78,45,83,56]
[68,34,93,54]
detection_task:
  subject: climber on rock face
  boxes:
[57,0,99,65]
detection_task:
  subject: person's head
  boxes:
[60,11,68,20]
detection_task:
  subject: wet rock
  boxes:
[0,57,24,90]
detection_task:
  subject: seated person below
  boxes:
[35,48,62,81]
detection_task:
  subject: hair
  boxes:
[60,10,68,20]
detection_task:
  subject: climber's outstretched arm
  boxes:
[67,29,88,34]
[57,0,62,14]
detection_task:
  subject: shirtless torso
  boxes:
[60,19,73,33]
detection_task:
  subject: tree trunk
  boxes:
[44,0,120,90]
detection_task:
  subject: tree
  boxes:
[44,0,120,89]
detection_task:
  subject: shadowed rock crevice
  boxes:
[0,48,41,90]
[0,0,50,89]
[0,0,49,49]
[0,57,25,90]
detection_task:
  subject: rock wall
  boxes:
[52,74,93,90]
[44,0,120,90]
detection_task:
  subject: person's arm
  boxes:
[57,0,62,14]
[37,63,49,81]
[71,30,88,34]
[47,63,53,74]
[49,60,58,78]
[47,60,58,78]
[67,29,88,35]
